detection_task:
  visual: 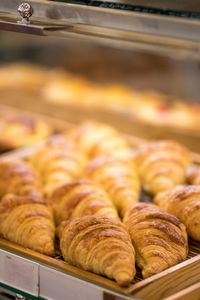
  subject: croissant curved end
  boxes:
[43,242,55,257]
[115,271,133,287]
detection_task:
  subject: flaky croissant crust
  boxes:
[0,159,42,200]
[59,215,136,286]
[187,165,200,186]
[48,179,119,224]
[68,121,132,160]
[133,140,191,195]
[155,185,200,241]
[0,194,55,256]
[124,203,188,278]
[86,156,140,217]
[0,193,45,226]
[29,135,87,197]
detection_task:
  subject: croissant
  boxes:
[0,63,48,91]
[58,215,136,286]
[48,179,119,225]
[133,140,191,195]
[86,157,140,217]
[123,203,188,278]
[68,121,132,160]
[0,110,52,151]
[0,194,55,256]
[29,135,87,197]
[155,185,200,241]
[187,165,200,185]
[0,159,42,200]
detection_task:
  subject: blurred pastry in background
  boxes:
[0,63,48,91]
[0,108,52,151]
[0,63,200,132]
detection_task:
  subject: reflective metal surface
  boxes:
[17,2,34,25]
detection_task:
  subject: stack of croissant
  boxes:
[0,159,55,256]
[0,120,199,287]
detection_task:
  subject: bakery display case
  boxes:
[0,1,200,150]
[0,1,200,300]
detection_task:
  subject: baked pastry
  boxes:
[0,108,52,151]
[58,215,136,286]
[0,63,48,91]
[123,203,188,278]
[68,121,132,160]
[86,157,140,217]
[1,63,200,132]
[43,72,95,106]
[0,159,42,200]
[29,136,87,197]
[133,140,191,195]
[187,165,200,185]
[0,194,55,256]
[48,179,119,225]
[155,185,200,241]
[0,193,44,225]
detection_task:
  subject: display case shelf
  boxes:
[0,0,200,58]
[0,245,135,300]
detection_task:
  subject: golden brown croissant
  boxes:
[29,136,87,197]
[58,215,136,286]
[0,194,55,256]
[123,203,188,278]
[0,110,52,151]
[187,165,200,185]
[0,63,48,91]
[48,179,119,225]
[68,121,132,160]
[155,185,200,241]
[133,140,191,195]
[86,157,140,217]
[0,159,42,200]
[0,193,44,226]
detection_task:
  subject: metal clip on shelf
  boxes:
[17,2,34,25]
[0,1,67,36]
